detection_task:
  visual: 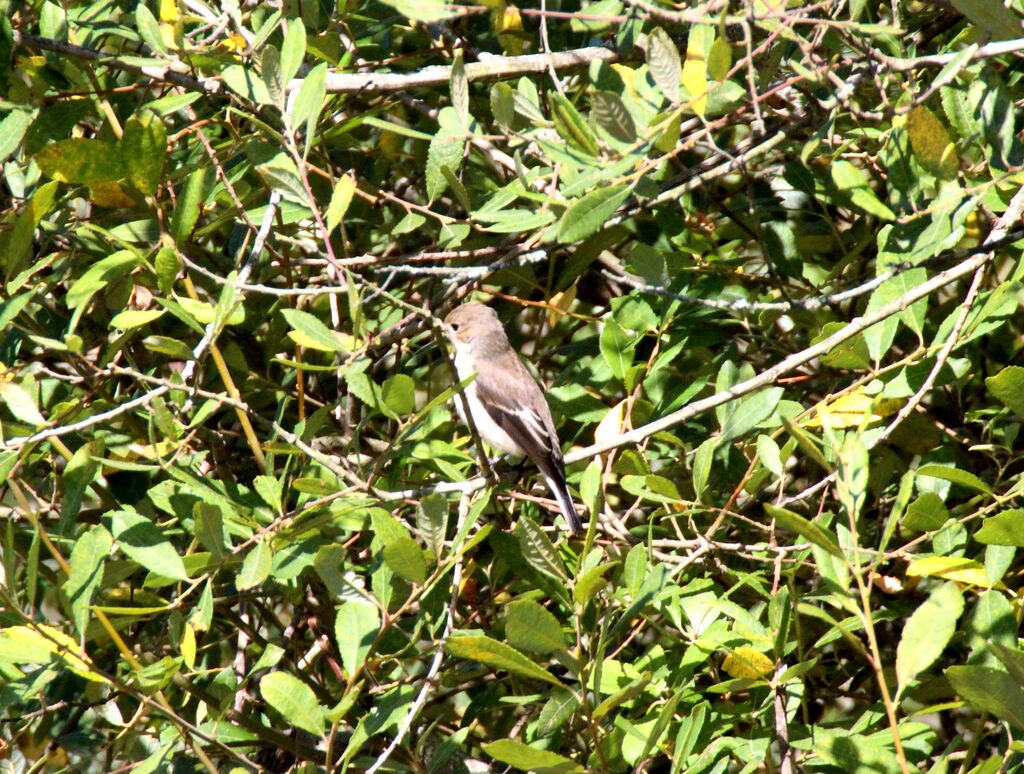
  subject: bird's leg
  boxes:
[509,457,531,486]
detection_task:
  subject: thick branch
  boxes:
[13,31,617,96]
[324,47,618,93]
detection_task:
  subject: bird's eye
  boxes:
[449,323,460,332]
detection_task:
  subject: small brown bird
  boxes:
[442,303,583,535]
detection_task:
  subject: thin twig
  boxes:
[364,491,471,774]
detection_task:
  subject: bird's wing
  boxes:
[472,353,563,471]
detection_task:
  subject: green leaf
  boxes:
[622,544,648,598]
[836,433,869,523]
[813,728,903,774]
[600,317,634,381]
[134,3,166,54]
[290,62,327,134]
[903,492,949,531]
[707,32,732,80]
[896,582,963,689]
[537,689,581,736]
[757,434,783,478]
[280,20,306,83]
[257,153,308,204]
[170,166,215,245]
[0,381,46,427]
[557,184,631,243]
[426,108,466,202]
[2,181,57,280]
[154,246,179,294]
[476,208,555,234]
[950,0,1021,40]
[371,509,413,547]
[646,27,681,103]
[253,475,283,513]
[237,541,273,590]
[63,525,112,636]
[222,64,272,105]
[382,536,427,584]
[0,294,30,333]
[573,562,614,607]
[975,509,1024,546]
[946,665,1024,729]
[122,110,167,197]
[621,474,682,504]
[281,308,350,353]
[177,297,244,327]
[482,739,583,773]
[692,436,717,503]
[66,250,141,310]
[445,633,565,687]
[719,387,783,442]
[450,49,469,128]
[109,309,165,329]
[505,599,566,654]
[335,600,380,678]
[34,139,123,184]
[514,517,568,584]
[0,109,33,165]
[381,374,415,415]
[916,464,991,494]
[259,672,326,736]
[593,672,652,720]
[193,503,224,558]
[111,509,189,581]
[829,160,895,220]
[417,493,448,560]
[491,82,516,131]
[986,366,1024,419]
[377,0,456,22]
[569,0,622,32]
[262,45,285,109]
[764,504,843,558]
[550,93,599,156]
[144,335,194,360]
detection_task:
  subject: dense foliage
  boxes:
[3,0,1024,771]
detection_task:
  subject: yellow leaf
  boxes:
[682,25,712,117]
[547,286,576,328]
[805,391,902,429]
[723,646,775,679]
[89,181,136,209]
[494,5,527,56]
[595,399,629,447]
[326,174,357,236]
[159,0,179,21]
[906,556,1006,590]
[159,0,182,50]
[905,106,958,180]
[181,623,196,669]
[0,625,105,682]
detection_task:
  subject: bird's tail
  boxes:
[545,474,584,536]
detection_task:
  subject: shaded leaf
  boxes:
[111,509,188,581]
